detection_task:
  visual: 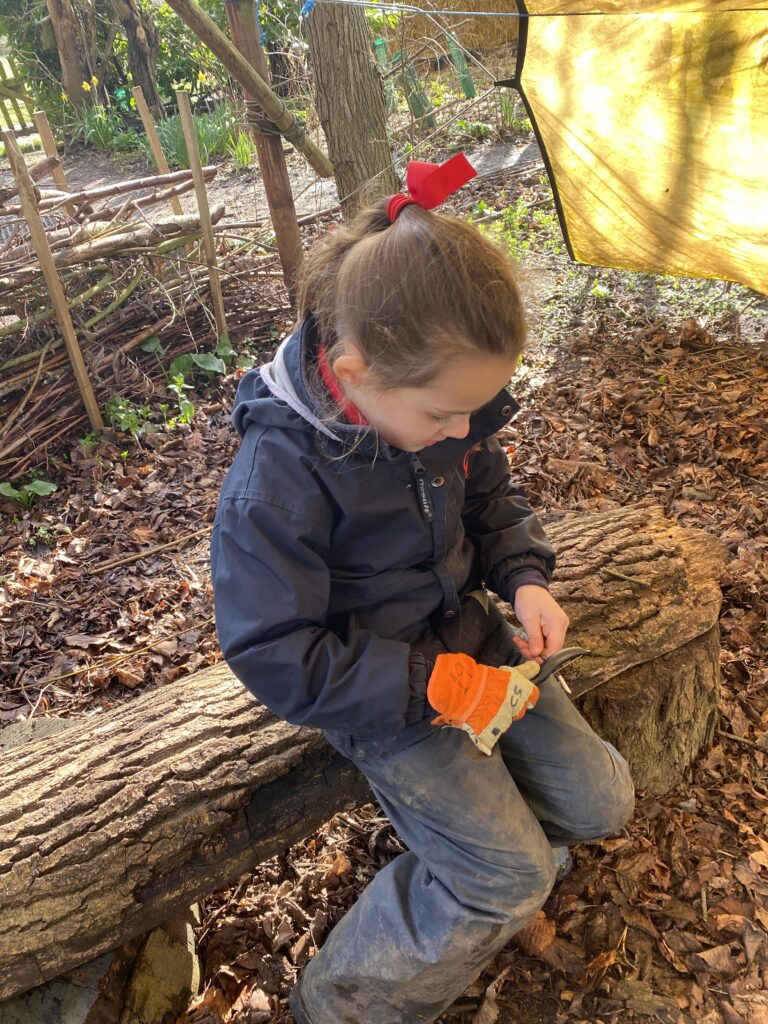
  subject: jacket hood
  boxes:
[231,317,520,458]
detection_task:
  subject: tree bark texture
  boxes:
[110,0,162,118]
[303,2,399,217]
[0,508,725,999]
[543,505,726,693]
[44,0,90,105]
[539,505,726,794]
[0,673,370,1000]
[578,626,721,796]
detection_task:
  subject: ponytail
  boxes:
[296,198,527,390]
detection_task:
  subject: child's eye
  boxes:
[429,413,452,423]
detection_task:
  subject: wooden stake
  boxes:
[175,92,227,339]
[32,111,68,192]
[3,131,103,431]
[131,86,184,217]
[224,0,302,304]
[164,0,332,178]
[32,110,75,217]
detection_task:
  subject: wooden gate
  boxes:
[0,57,36,137]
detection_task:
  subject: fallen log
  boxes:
[536,505,727,792]
[0,506,726,1000]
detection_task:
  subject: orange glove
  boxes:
[427,653,541,755]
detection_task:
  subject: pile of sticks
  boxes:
[0,156,281,480]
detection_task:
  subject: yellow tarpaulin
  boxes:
[513,2,768,293]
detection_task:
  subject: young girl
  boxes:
[211,156,634,1024]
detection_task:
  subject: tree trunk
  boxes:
[539,505,726,793]
[110,0,162,118]
[0,678,370,1001]
[0,507,726,1000]
[303,2,399,217]
[578,627,720,795]
[45,0,90,105]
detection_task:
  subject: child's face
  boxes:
[337,351,518,452]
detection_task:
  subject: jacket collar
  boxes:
[261,317,519,460]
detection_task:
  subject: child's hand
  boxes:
[513,586,569,661]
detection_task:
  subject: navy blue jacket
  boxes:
[211,318,556,738]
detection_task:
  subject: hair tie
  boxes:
[386,153,477,224]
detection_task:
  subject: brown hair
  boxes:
[297,198,527,389]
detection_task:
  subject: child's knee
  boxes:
[447,829,557,924]
[571,741,635,839]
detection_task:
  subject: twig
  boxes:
[90,526,211,575]
[716,728,763,751]
[1,339,54,435]
[601,568,652,589]
[0,270,114,342]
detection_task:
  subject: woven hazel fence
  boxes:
[381,1,521,56]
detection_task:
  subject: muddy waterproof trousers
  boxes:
[290,604,635,1024]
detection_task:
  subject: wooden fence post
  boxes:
[224,0,302,304]
[32,110,75,218]
[175,92,227,339]
[131,86,185,218]
[3,131,104,432]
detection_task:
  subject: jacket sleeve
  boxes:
[462,435,556,602]
[211,493,420,737]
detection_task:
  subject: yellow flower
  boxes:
[82,80,91,92]
[197,71,206,84]
[60,91,69,102]
[91,74,99,86]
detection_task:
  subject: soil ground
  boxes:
[1,126,767,1024]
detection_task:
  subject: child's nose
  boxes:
[443,416,471,440]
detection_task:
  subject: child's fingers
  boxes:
[541,618,569,658]
[512,636,544,664]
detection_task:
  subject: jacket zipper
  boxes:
[410,454,434,523]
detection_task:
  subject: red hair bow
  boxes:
[386,154,477,223]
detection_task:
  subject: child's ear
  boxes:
[332,341,370,389]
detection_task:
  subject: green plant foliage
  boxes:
[227,129,257,170]
[2,0,233,125]
[456,119,493,143]
[499,93,532,135]
[105,396,147,439]
[259,0,301,44]
[68,102,139,152]
[145,103,235,169]
[215,336,235,364]
[139,335,165,355]
[445,118,495,154]
[363,0,401,34]
[191,352,226,376]
[428,79,452,108]
[129,0,228,105]
[167,374,196,425]
[0,478,58,510]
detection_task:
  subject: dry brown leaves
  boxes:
[0,310,292,721]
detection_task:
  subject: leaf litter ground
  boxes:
[1,161,767,1024]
